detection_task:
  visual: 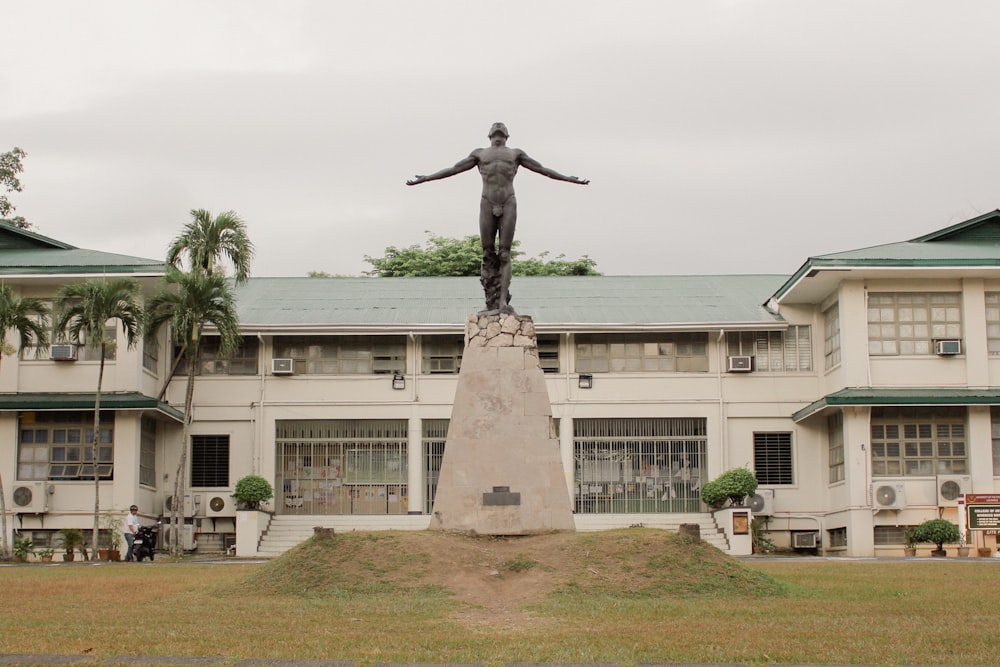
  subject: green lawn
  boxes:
[1,555,995,666]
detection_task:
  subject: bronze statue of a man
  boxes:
[407,122,589,313]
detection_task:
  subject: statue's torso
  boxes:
[476,146,519,203]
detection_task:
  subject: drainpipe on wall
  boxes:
[255,332,265,475]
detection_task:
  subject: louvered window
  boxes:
[576,333,708,373]
[273,335,405,375]
[753,432,793,485]
[421,336,462,374]
[191,435,230,487]
[824,303,841,370]
[727,326,812,372]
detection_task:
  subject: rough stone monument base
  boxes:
[429,312,575,535]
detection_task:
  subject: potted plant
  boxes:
[101,512,124,561]
[700,467,758,509]
[233,474,274,510]
[37,547,55,563]
[12,536,33,563]
[57,528,84,562]
[909,518,962,557]
[903,527,917,557]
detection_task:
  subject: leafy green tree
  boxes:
[0,147,30,229]
[55,279,143,559]
[146,269,241,555]
[167,209,254,283]
[363,233,600,277]
[0,285,50,559]
[910,518,962,552]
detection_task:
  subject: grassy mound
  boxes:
[236,528,785,600]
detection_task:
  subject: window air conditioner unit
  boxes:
[11,481,49,512]
[934,339,961,356]
[792,532,818,549]
[747,489,774,515]
[49,344,78,361]
[936,474,971,507]
[872,482,906,511]
[271,358,294,375]
[727,355,753,372]
[206,495,236,518]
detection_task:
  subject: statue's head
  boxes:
[488,122,509,139]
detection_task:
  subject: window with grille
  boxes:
[191,435,230,487]
[867,292,962,355]
[870,406,967,476]
[573,418,707,514]
[423,419,449,513]
[726,327,812,372]
[421,336,462,374]
[273,335,405,375]
[140,417,157,487]
[828,412,844,484]
[873,525,914,545]
[828,527,847,548]
[17,411,114,481]
[753,432,793,485]
[824,303,841,370]
[175,336,259,376]
[575,333,708,373]
[275,420,408,515]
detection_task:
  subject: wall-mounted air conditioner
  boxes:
[163,494,195,517]
[727,355,753,372]
[934,339,961,356]
[936,474,971,506]
[205,495,236,518]
[872,482,906,510]
[11,481,49,512]
[271,358,294,375]
[49,344,78,361]
[160,522,197,551]
[747,489,774,515]
[792,532,818,549]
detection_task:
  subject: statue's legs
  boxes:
[479,199,516,312]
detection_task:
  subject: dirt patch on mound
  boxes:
[242,528,782,630]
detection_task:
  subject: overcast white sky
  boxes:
[3,1,999,278]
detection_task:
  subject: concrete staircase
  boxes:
[255,512,728,557]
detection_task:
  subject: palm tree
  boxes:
[167,209,254,283]
[55,279,143,560]
[146,269,241,556]
[159,209,253,400]
[0,285,49,559]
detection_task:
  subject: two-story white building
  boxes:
[4,211,1000,557]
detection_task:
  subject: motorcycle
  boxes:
[133,524,158,562]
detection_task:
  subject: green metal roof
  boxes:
[230,274,788,331]
[792,387,1000,423]
[0,224,165,276]
[771,210,1000,304]
[0,392,185,422]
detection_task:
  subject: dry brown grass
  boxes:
[1,528,996,666]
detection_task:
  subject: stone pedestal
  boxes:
[429,312,575,535]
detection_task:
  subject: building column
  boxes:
[407,415,423,514]
[560,415,575,505]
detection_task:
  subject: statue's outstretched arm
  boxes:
[518,152,589,185]
[407,154,478,186]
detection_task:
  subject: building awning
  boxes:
[0,392,185,423]
[792,387,1000,423]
